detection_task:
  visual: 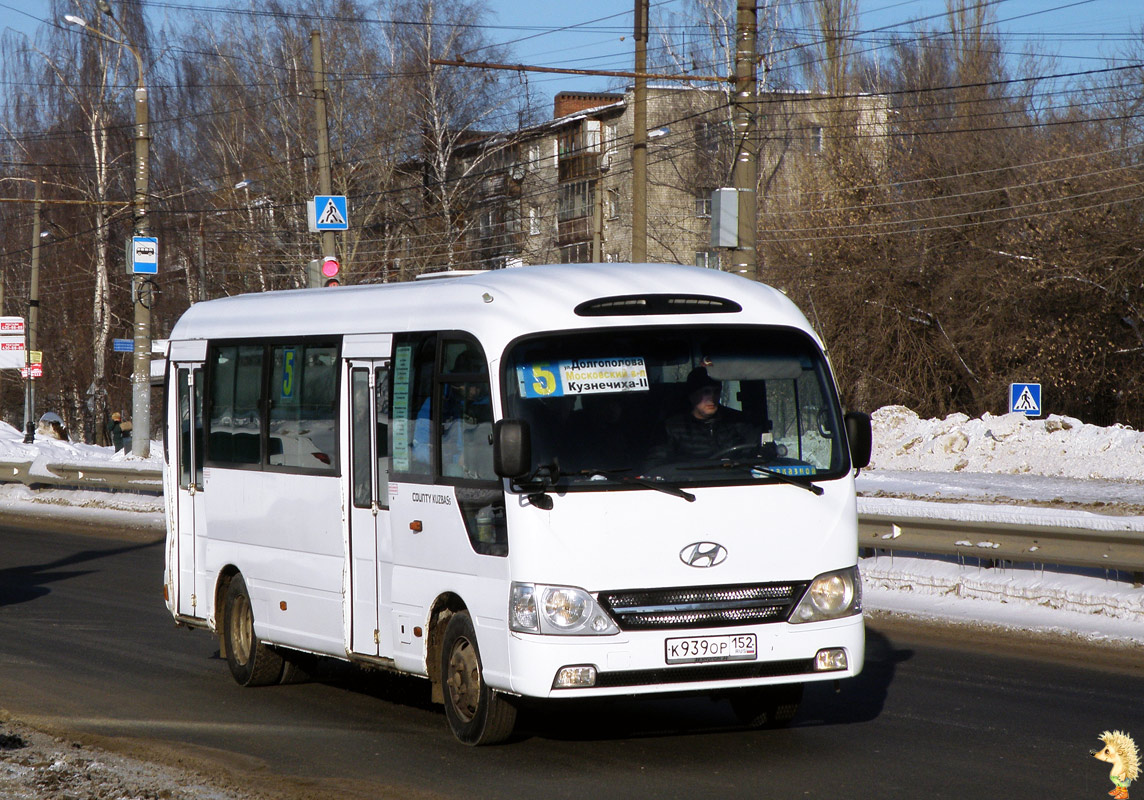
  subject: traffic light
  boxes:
[306,257,341,288]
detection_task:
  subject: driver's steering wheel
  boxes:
[712,442,779,461]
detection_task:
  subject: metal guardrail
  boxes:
[0,458,162,493]
[2,459,1141,575]
[858,510,1144,575]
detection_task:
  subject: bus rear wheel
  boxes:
[221,573,284,687]
[440,611,516,745]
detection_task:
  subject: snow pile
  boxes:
[0,419,161,472]
[0,420,163,529]
[861,555,1144,645]
[869,405,1144,481]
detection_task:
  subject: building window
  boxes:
[695,192,712,218]
[479,209,495,240]
[584,120,600,152]
[558,180,593,222]
[558,129,576,156]
[808,125,824,154]
[696,120,725,153]
[607,188,620,220]
[560,242,591,263]
[529,206,541,236]
[603,122,617,153]
[696,251,718,269]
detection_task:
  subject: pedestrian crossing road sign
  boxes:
[310,195,349,231]
[1009,382,1042,417]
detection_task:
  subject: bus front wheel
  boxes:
[221,573,284,687]
[440,610,516,745]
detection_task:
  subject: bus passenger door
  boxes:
[173,364,204,618]
[347,359,392,657]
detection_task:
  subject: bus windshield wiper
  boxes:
[681,460,824,496]
[577,468,696,503]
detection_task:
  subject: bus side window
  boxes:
[208,344,263,465]
[351,368,372,508]
[176,368,203,488]
[440,342,493,480]
[391,334,435,476]
[351,365,391,509]
[268,343,338,472]
[375,365,390,498]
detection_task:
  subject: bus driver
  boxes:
[661,366,762,461]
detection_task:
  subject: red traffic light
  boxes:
[306,257,341,287]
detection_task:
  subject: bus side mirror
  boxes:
[844,411,872,470]
[494,419,531,479]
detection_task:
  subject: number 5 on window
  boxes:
[530,363,557,396]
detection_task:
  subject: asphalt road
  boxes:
[1,523,1141,800]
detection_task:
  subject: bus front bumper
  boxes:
[505,614,864,699]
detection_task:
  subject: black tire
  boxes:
[221,574,284,687]
[440,611,517,745]
[730,684,803,729]
[277,651,313,685]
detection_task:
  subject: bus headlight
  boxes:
[790,566,861,623]
[510,583,619,635]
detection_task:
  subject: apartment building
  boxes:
[447,84,889,273]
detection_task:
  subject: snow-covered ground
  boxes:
[860,406,1144,646]
[2,407,1142,646]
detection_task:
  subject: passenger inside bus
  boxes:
[441,349,494,479]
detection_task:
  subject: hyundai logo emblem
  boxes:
[680,541,728,567]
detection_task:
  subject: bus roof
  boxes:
[168,263,818,350]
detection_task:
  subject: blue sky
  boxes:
[2,0,1140,98]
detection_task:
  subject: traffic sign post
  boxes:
[1010,383,1042,417]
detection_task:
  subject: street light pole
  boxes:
[65,8,152,457]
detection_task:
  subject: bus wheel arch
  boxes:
[426,593,466,704]
[213,566,240,658]
[438,607,517,745]
[219,570,284,687]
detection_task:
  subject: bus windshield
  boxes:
[503,325,849,490]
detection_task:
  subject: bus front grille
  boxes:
[597,582,808,631]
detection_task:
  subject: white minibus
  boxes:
[162,262,872,745]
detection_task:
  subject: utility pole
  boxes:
[67,6,155,456]
[23,175,42,443]
[731,0,759,280]
[312,32,337,275]
[631,0,648,262]
[130,61,152,455]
